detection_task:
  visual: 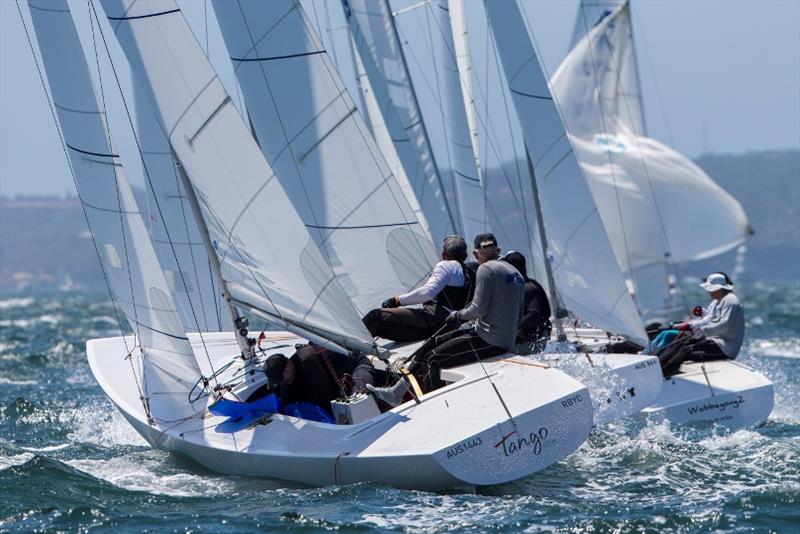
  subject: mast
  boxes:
[174,160,255,360]
[525,145,567,341]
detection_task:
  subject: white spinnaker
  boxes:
[567,0,645,138]
[100,0,375,353]
[28,0,202,422]
[552,3,750,300]
[436,0,487,239]
[483,0,646,344]
[211,0,436,316]
[349,32,434,245]
[133,85,230,333]
[343,0,458,244]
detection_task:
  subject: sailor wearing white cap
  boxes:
[662,272,745,376]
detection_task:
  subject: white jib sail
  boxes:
[211,0,437,316]
[28,0,203,423]
[552,3,750,298]
[100,0,376,353]
[483,0,646,344]
[436,0,488,239]
[133,84,230,333]
[342,0,459,244]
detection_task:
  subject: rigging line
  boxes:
[203,0,209,59]
[383,0,458,237]
[233,0,328,250]
[168,155,214,333]
[13,0,143,414]
[577,4,689,314]
[88,2,147,372]
[587,4,690,313]
[323,0,340,71]
[298,6,436,269]
[88,1,220,384]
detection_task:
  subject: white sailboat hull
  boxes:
[642,360,774,429]
[88,333,594,490]
[531,352,663,425]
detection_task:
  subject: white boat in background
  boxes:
[643,360,773,429]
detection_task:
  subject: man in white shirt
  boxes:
[362,235,476,342]
[660,272,746,376]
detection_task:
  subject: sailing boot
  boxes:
[366,377,410,407]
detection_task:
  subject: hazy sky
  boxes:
[1,0,798,197]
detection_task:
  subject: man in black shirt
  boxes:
[502,251,552,353]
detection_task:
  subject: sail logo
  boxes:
[494,427,549,458]
[593,133,627,154]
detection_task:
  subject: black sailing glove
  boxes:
[381,297,400,309]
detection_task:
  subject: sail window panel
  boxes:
[103,0,375,348]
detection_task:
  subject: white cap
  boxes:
[699,272,734,292]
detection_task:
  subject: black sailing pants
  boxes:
[362,307,445,342]
[407,329,506,392]
[659,337,729,378]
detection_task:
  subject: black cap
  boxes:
[502,250,527,278]
[263,353,288,389]
[473,232,497,249]
[441,235,467,262]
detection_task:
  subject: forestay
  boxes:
[483,0,646,344]
[342,0,458,244]
[552,3,750,314]
[436,0,488,240]
[28,0,202,422]
[133,84,230,333]
[211,0,436,316]
[100,0,376,353]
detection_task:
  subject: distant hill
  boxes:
[0,149,797,293]
[694,150,800,282]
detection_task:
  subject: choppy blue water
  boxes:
[1,285,798,532]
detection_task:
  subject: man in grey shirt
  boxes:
[660,272,745,376]
[368,233,524,405]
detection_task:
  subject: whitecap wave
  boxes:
[0,297,34,310]
[0,452,34,471]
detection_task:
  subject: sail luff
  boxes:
[27,0,203,423]
[100,0,377,354]
[483,0,646,343]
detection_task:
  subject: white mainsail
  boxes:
[342,0,458,243]
[133,85,230,333]
[28,0,202,422]
[211,0,437,316]
[552,2,750,316]
[483,0,646,343]
[436,0,488,239]
[100,0,376,353]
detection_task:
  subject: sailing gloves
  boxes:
[381,296,400,309]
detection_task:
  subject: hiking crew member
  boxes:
[362,235,476,342]
[263,345,376,414]
[368,233,525,405]
[659,272,745,377]
[502,251,552,352]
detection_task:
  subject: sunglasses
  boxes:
[477,242,497,250]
